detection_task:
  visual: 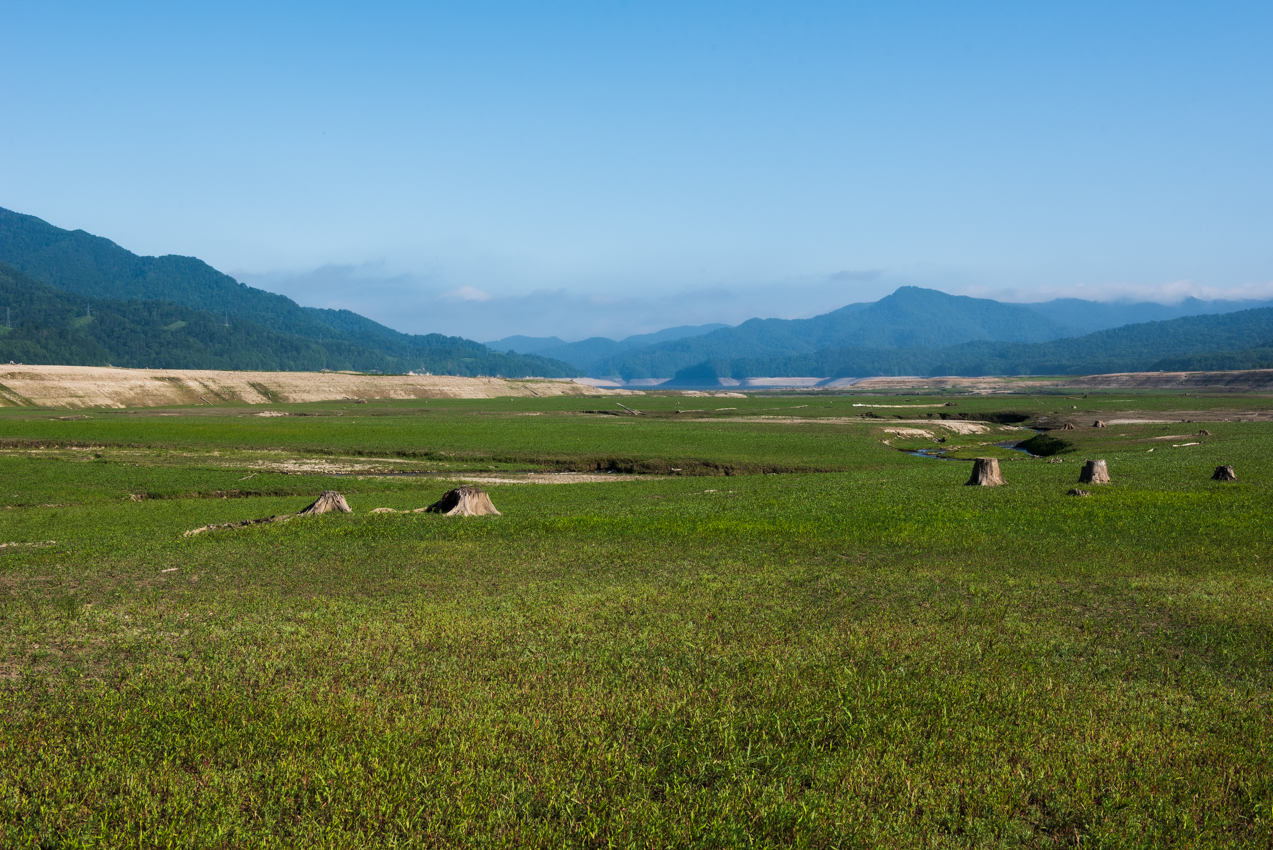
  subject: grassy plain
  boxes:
[1,390,1272,847]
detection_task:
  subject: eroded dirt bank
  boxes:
[0,365,631,409]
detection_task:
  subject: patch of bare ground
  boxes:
[845,369,1273,393]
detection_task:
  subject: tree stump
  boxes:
[1197,429,1212,436]
[297,491,353,516]
[1212,465,1237,482]
[1059,423,1076,430]
[1093,420,1107,428]
[1068,488,1090,497]
[1078,459,1110,484]
[425,486,501,516]
[966,457,1005,487]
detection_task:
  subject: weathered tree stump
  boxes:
[1068,488,1090,497]
[297,491,353,516]
[1078,459,1110,484]
[966,457,1005,487]
[1197,429,1212,436]
[1212,465,1237,482]
[1059,423,1076,430]
[1093,420,1107,428]
[425,486,501,516]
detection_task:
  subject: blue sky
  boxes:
[3,1,1271,341]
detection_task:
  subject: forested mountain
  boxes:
[0,263,578,374]
[0,208,579,376]
[667,306,1273,382]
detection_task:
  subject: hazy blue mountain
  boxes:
[1024,296,1273,332]
[600,288,1072,378]
[535,323,731,371]
[0,207,580,377]
[673,306,1273,381]
[484,335,569,354]
[621,323,731,346]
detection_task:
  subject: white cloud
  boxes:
[442,285,493,302]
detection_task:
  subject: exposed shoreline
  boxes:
[3,364,1273,409]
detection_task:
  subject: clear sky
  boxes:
[3,1,1271,341]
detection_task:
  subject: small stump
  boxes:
[426,486,501,516]
[1078,459,1110,484]
[1093,420,1107,428]
[1059,423,1076,430]
[966,457,1005,487]
[1197,429,1212,436]
[1068,488,1090,497]
[1212,465,1237,482]
[297,491,353,516]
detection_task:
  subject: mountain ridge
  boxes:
[667,306,1273,382]
[0,207,580,377]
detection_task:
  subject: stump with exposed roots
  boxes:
[966,457,1005,487]
[1212,465,1237,482]
[297,490,353,516]
[1059,423,1076,430]
[1078,459,1110,484]
[1197,429,1212,436]
[1093,420,1107,428]
[426,486,501,516]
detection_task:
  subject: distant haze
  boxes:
[4,3,1272,341]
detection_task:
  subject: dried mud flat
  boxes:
[849,369,1273,393]
[0,365,636,409]
[0,446,662,483]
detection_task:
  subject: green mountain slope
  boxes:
[0,208,579,377]
[0,262,577,375]
[0,207,338,338]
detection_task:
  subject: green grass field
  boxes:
[1,392,1271,847]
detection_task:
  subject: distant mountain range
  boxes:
[670,305,1273,383]
[0,207,580,376]
[486,324,729,372]
[510,286,1273,381]
[3,204,1270,383]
